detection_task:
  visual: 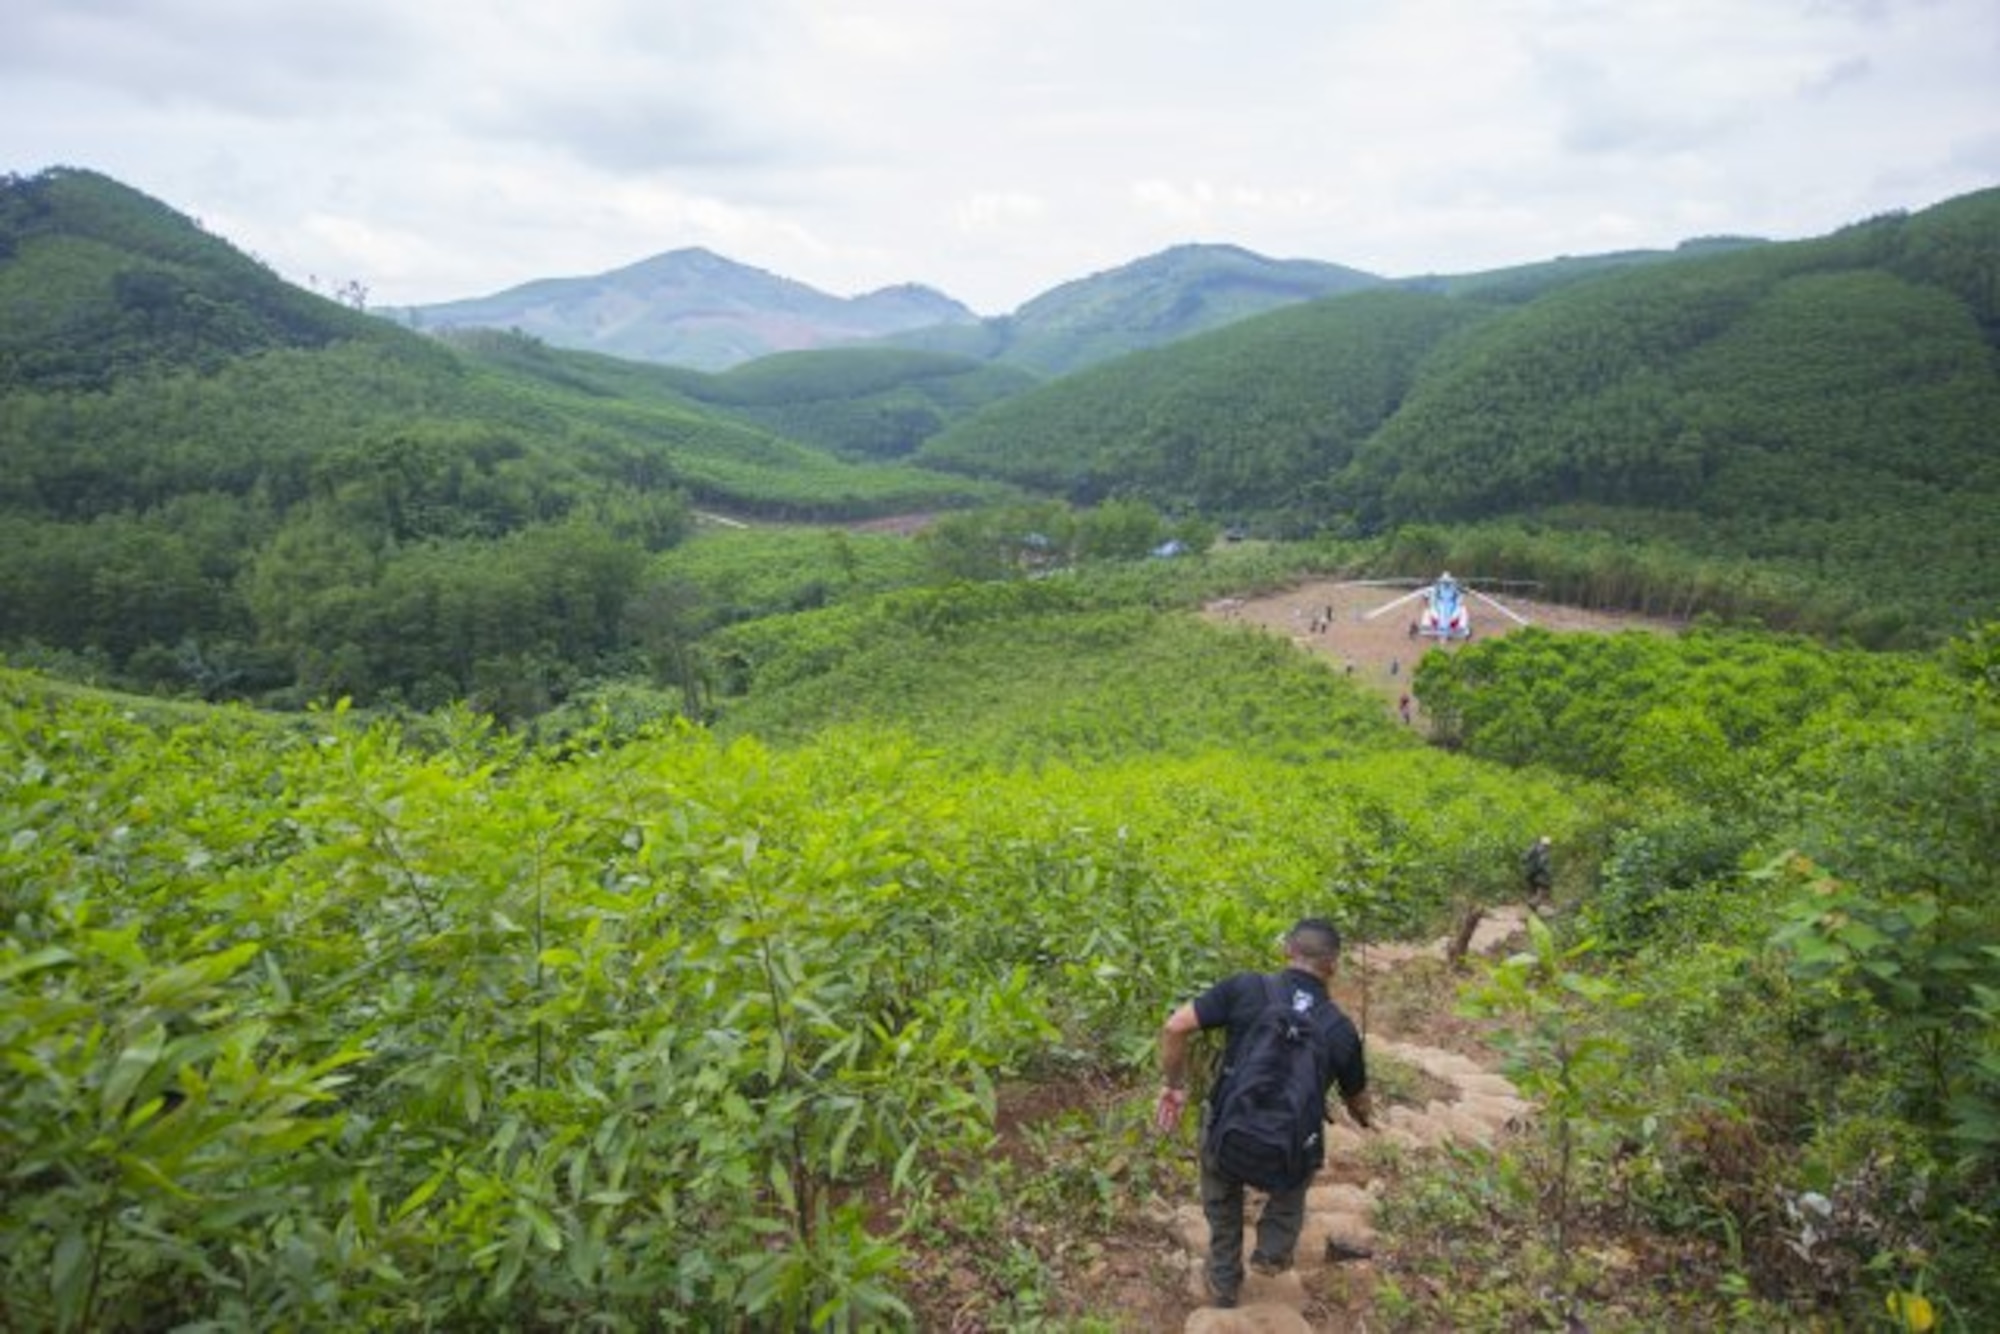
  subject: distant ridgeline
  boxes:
[385,247,982,373]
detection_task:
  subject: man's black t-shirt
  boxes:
[1191,966,1367,1110]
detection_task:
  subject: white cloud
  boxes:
[955,191,1048,235]
[2,0,1995,314]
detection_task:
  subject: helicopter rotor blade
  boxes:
[1363,587,1431,619]
[1467,587,1532,625]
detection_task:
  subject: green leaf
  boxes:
[394,1165,452,1222]
[102,1023,167,1117]
[892,1140,921,1193]
[829,1101,865,1178]
[134,941,261,1008]
[764,1028,787,1084]
[519,1200,564,1252]
[0,946,77,983]
[50,1228,90,1325]
[490,1223,532,1300]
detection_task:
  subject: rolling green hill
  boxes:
[0,166,391,388]
[7,164,1997,694]
[1404,234,1769,304]
[0,169,1001,703]
[1340,192,2000,638]
[1344,195,2000,521]
[917,288,1483,528]
[641,345,1040,460]
[880,242,1387,376]
[433,328,1036,471]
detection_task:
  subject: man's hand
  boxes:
[1343,1090,1374,1130]
[1155,1002,1201,1134]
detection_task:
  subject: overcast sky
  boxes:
[5,0,1996,315]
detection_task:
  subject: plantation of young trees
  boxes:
[5,565,1996,1328]
[0,632,1584,1329]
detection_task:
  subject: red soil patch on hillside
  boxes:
[846,511,942,535]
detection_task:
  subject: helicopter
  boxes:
[1359,571,1534,641]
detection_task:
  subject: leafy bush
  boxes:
[0,661,1603,1326]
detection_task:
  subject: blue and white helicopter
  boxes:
[1361,571,1533,641]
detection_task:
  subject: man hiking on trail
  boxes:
[1153,918,1372,1309]
[1449,834,1556,965]
[1524,834,1554,911]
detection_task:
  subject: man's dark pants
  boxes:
[1197,1107,1308,1300]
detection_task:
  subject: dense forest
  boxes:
[630,346,1040,462]
[915,290,1482,522]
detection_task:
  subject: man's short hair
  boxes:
[1285,917,1341,962]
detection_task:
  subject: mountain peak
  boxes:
[400,249,977,371]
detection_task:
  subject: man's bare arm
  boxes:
[1153,1003,1202,1133]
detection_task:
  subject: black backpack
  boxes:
[1207,974,1336,1191]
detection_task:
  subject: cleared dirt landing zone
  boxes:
[1203,579,1680,722]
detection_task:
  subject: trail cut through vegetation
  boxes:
[957,908,1547,1333]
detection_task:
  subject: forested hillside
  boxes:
[917,290,1482,526]
[923,190,2000,644]
[0,169,390,388]
[879,243,1387,376]
[1341,193,2000,632]
[10,165,1994,687]
[1408,234,1767,303]
[0,169,1000,706]
[639,346,1040,460]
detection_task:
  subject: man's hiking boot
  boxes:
[1324,1237,1375,1263]
[1205,1273,1241,1308]
[1249,1251,1292,1277]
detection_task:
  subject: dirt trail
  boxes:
[1168,907,1539,1332]
[1137,581,1659,1327]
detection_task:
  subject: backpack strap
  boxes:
[1214,974,1292,1105]
[1274,973,1342,1124]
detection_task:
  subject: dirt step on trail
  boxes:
[1168,905,1538,1332]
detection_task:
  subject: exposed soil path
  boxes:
[1170,907,1540,1332]
[1125,581,1673,1327]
